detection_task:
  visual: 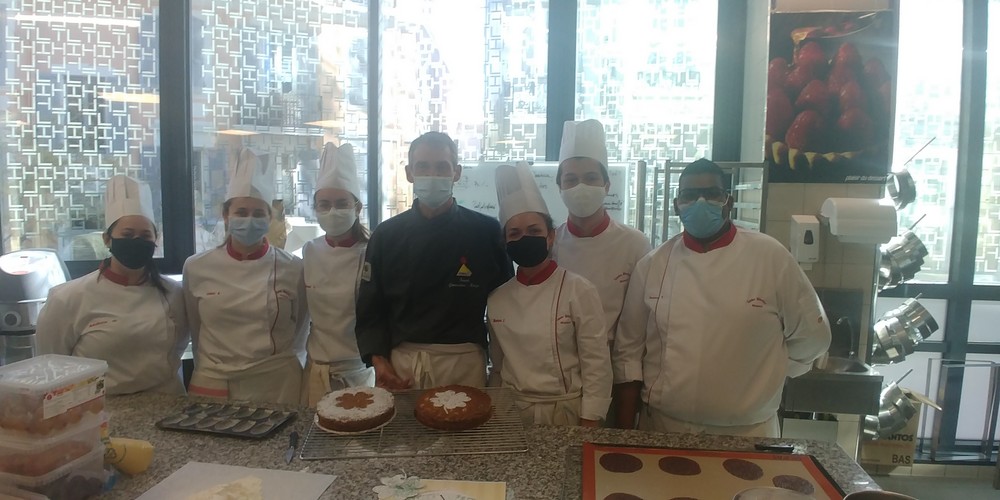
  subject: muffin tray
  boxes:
[154,403,296,439]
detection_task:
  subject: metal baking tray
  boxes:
[299,387,527,459]
[155,403,296,439]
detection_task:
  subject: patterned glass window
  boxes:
[190,0,369,254]
[2,1,161,260]
[378,0,548,220]
[978,0,1000,284]
[891,1,962,283]
[575,0,717,164]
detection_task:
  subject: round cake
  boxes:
[316,386,395,433]
[413,385,492,431]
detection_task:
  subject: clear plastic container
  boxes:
[0,446,109,500]
[0,413,108,479]
[0,354,107,437]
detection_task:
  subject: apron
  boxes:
[638,404,781,438]
[513,390,582,426]
[390,342,487,389]
[189,355,302,405]
[301,357,375,407]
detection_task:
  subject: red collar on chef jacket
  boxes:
[98,261,147,287]
[325,234,358,248]
[682,223,737,253]
[516,260,558,286]
[566,212,611,238]
[226,239,270,261]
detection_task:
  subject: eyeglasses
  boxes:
[677,187,729,204]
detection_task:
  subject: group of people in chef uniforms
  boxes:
[34,118,832,439]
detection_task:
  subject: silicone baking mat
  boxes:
[582,443,845,500]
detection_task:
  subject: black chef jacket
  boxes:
[355,200,513,364]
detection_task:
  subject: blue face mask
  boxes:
[228,216,270,246]
[679,198,726,239]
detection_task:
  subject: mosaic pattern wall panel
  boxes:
[2,0,161,259]
[190,0,369,252]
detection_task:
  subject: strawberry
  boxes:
[766,89,795,139]
[838,80,867,112]
[836,108,875,150]
[786,65,817,96]
[795,41,828,75]
[786,109,827,152]
[833,43,863,74]
[863,58,890,89]
[768,57,790,92]
[795,79,833,117]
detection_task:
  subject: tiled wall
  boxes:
[764,182,884,361]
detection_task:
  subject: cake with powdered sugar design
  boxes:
[413,385,492,431]
[316,386,395,433]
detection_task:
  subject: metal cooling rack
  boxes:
[299,387,527,460]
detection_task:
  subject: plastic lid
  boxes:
[0,355,107,392]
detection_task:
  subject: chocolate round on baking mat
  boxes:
[603,494,644,500]
[657,456,701,475]
[772,475,815,495]
[723,458,764,480]
[599,452,643,473]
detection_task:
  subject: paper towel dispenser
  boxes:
[819,198,897,245]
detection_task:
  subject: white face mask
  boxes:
[560,183,607,218]
[317,208,357,237]
[413,176,454,209]
[228,216,270,246]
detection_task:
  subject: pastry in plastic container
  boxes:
[0,354,107,438]
[0,412,108,478]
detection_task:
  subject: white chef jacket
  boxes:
[552,214,651,344]
[36,268,188,395]
[301,235,367,368]
[487,261,612,422]
[612,226,830,427]
[183,241,308,394]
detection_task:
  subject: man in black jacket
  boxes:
[356,132,513,389]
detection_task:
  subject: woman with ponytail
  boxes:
[36,175,189,395]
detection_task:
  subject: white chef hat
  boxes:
[558,119,609,168]
[225,147,275,203]
[496,161,548,228]
[105,175,155,228]
[315,142,360,199]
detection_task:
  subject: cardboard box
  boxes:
[859,389,939,467]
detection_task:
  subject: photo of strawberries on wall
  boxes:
[766,9,899,184]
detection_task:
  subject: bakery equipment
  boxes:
[870,296,938,364]
[0,250,70,365]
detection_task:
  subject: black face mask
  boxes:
[506,235,549,267]
[110,238,156,270]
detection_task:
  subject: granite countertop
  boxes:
[104,393,880,499]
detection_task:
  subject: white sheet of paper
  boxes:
[136,462,336,500]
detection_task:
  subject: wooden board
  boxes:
[582,443,844,500]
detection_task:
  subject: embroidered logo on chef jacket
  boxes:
[456,256,472,277]
[614,272,631,284]
[449,256,479,288]
[491,318,504,324]
[747,297,767,308]
[86,318,118,329]
[557,314,573,325]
